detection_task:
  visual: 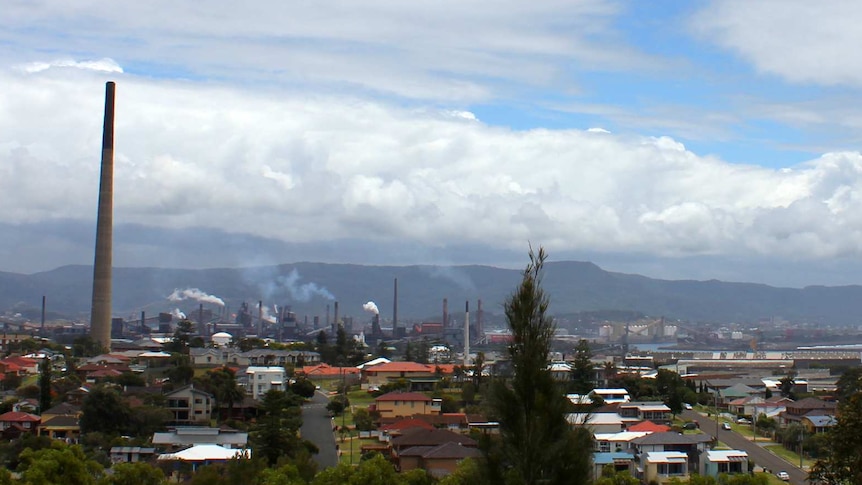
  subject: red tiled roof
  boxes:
[0,411,40,423]
[381,418,435,431]
[364,362,435,373]
[375,391,433,403]
[300,363,359,376]
[627,420,671,432]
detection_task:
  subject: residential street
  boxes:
[681,410,809,485]
[301,391,338,470]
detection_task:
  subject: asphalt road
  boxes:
[682,410,809,484]
[301,391,338,470]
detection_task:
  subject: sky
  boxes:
[3,0,862,288]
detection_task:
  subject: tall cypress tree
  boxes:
[485,247,592,485]
[38,357,52,413]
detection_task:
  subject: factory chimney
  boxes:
[463,300,470,366]
[332,301,339,335]
[40,295,46,336]
[89,81,116,351]
[393,278,398,333]
[141,311,146,333]
[199,304,205,338]
[443,298,448,328]
[257,300,263,336]
[477,299,484,343]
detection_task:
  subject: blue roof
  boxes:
[593,452,635,464]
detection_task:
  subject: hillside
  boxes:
[1,261,861,325]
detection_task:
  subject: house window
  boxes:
[657,463,684,476]
[207,357,212,363]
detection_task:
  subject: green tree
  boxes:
[38,357,52,413]
[311,453,401,485]
[570,339,593,394]
[594,465,639,485]
[17,442,104,485]
[100,461,166,485]
[438,458,484,485]
[810,392,862,484]
[353,407,375,431]
[80,386,131,435]
[835,367,862,402]
[250,390,308,467]
[291,378,316,399]
[485,247,593,485]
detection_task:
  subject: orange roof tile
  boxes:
[364,361,435,373]
[627,420,671,432]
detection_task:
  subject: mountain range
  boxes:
[1,261,862,326]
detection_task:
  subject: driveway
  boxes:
[682,410,809,484]
[301,390,338,470]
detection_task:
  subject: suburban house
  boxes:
[398,442,483,478]
[39,402,82,442]
[728,395,792,418]
[630,432,713,470]
[153,426,249,452]
[592,452,636,479]
[110,446,157,463]
[241,349,321,367]
[593,431,651,452]
[299,363,360,383]
[164,385,214,425]
[618,402,672,424]
[246,366,285,399]
[157,444,250,472]
[362,361,443,388]
[643,451,690,484]
[373,392,442,419]
[802,415,838,434]
[779,397,837,427]
[0,411,40,439]
[591,388,631,404]
[390,428,477,456]
[700,450,749,477]
[566,413,627,434]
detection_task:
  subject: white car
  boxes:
[684,403,693,410]
[777,471,790,481]
[721,422,732,430]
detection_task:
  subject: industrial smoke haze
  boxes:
[363,301,379,315]
[260,306,277,323]
[264,269,335,302]
[171,308,186,320]
[168,288,225,307]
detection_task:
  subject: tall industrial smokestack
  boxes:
[141,311,146,333]
[40,296,46,336]
[477,299,483,343]
[199,304,205,338]
[89,81,116,351]
[443,298,448,328]
[257,300,263,336]
[464,300,470,366]
[393,278,398,333]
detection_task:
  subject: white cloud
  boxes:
[0,0,652,102]
[693,0,862,86]
[4,68,862,269]
[17,58,123,74]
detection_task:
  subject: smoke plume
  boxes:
[272,269,335,302]
[260,306,277,324]
[168,288,226,307]
[363,301,379,315]
[171,308,186,320]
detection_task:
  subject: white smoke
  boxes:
[270,269,335,302]
[363,301,379,315]
[260,306,277,324]
[168,288,226,307]
[171,308,186,320]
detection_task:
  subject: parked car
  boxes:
[736,417,751,424]
[777,471,790,481]
[684,403,693,410]
[682,422,699,430]
[721,422,732,430]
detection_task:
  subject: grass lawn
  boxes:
[337,435,380,465]
[764,444,814,469]
[346,389,376,407]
